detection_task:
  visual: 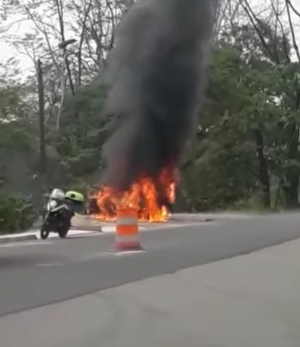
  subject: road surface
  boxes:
[0,212,300,318]
[0,213,299,346]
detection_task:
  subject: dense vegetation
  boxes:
[0,0,300,232]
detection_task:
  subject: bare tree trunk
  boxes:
[53,0,75,95]
[37,59,47,176]
[284,110,300,208]
[77,0,93,86]
[253,126,270,207]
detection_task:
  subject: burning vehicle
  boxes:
[89,167,178,222]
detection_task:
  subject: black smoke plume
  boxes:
[101,0,216,193]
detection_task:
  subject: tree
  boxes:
[236,0,300,207]
[0,84,38,232]
[181,43,270,209]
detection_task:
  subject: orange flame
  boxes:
[91,167,178,222]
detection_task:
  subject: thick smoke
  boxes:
[102,0,216,192]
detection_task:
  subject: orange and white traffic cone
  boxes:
[115,207,143,251]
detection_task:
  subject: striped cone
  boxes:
[115,207,143,251]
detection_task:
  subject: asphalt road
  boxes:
[0,212,300,318]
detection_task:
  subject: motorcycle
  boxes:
[40,189,83,240]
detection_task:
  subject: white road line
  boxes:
[100,221,217,233]
[0,241,54,248]
[147,221,218,231]
[35,263,63,267]
[115,250,146,256]
[80,252,117,261]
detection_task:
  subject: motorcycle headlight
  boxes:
[49,200,57,209]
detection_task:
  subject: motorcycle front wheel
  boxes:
[40,228,50,240]
[40,219,50,240]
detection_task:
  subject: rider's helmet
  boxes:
[65,190,85,213]
[65,191,84,202]
[50,188,65,200]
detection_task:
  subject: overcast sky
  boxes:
[0,14,35,76]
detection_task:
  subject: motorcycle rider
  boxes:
[40,188,84,239]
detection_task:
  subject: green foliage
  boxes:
[0,121,32,150]
[59,83,109,147]
[0,194,37,234]
[53,83,110,180]
[63,149,100,178]
[181,21,300,211]
[0,85,34,151]
[0,85,39,232]
[0,86,26,119]
[181,44,260,210]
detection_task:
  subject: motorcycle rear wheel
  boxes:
[58,228,69,238]
[58,212,72,238]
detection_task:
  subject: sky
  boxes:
[0,15,35,78]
